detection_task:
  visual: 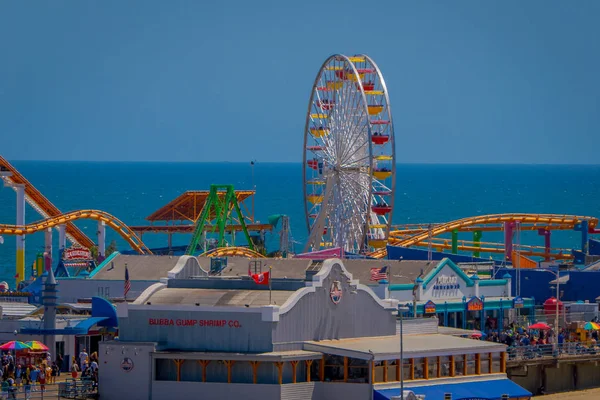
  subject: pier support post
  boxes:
[15,184,25,283]
[97,221,106,261]
[58,225,67,252]
[538,229,551,261]
[451,229,458,254]
[44,228,53,271]
[503,222,514,261]
[473,230,482,258]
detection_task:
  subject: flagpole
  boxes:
[269,265,272,305]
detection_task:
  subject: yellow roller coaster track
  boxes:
[201,246,266,258]
[370,213,599,259]
[0,210,152,255]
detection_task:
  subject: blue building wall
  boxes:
[495,267,600,304]
[494,268,556,304]
[590,239,600,256]
[387,246,504,265]
[560,271,600,303]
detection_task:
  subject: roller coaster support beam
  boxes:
[15,184,25,283]
[473,230,482,258]
[97,221,106,261]
[574,220,589,254]
[538,229,551,261]
[44,228,52,271]
[185,184,254,255]
[451,229,458,254]
[504,222,515,261]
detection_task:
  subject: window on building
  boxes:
[180,360,202,382]
[427,357,438,379]
[492,353,502,373]
[385,359,398,382]
[466,354,476,375]
[155,359,177,381]
[439,356,451,377]
[413,358,425,379]
[481,353,491,374]
[403,359,412,381]
[373,361,385,383]
[348,358,368,383]
[323,355,344,382]
[310,359,321,382]
[454,356,464,376]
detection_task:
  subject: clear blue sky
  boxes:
[1,1,598,164]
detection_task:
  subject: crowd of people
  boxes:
[0,348,98,399]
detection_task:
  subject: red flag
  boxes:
[251,271,269,285]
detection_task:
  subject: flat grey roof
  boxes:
[198,257,310,279]
[201,256,435,285]
[146,288,296,307]
[93,255,180,281]
[0,302,37,318]
[153,350,322,361]
[304,334,506,361]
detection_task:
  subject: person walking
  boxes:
[55,354,63,377]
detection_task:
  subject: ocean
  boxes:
[0,161,599,286]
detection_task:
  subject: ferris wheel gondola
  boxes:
[302,54,396,254]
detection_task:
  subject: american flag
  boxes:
[124,263,131,298]
[370,266,388,281]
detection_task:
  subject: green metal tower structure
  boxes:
[185,184,254,255]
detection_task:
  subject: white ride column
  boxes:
[58,225,67,252]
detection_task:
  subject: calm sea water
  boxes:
[0,162,599,286]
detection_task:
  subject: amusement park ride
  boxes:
[0,54,599,284]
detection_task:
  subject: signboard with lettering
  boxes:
[432,275,460,290]
[62,245,92,261]
[513,296,524,309]
[148,318,243,328]
[424,300,436,314]
[467,296,483,311]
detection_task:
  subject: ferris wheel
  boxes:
[302,54,396,254]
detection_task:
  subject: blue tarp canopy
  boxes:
[375,379,531,400]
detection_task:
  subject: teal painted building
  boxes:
[385,258,535,331]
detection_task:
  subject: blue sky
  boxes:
[0,1,598,164]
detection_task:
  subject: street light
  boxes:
[539,268,561,354]
[398,305,410,400]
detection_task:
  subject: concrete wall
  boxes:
[150,381,369,400]
[508,361,600,395]
[317,382,371,400]
[56,279,155,303]
[152,381,282,400]
[273,262,396,346]
[119,309,273,352]
[99,341,156,400]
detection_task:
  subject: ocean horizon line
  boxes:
[6,159,600,167]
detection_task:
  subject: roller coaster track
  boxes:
[0,210,152,255]
[0,156,94,248]
[201,246,265,258]
[370,213,599,259]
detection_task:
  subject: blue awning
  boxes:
[375,379,531,400]
[22,316,110,335]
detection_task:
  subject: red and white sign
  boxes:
[62,245,92,261]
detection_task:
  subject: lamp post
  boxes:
[540,268,560,354]
[398,306,409,400]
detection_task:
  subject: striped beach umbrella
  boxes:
[24,341,49,351]
[0,341,31,351]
